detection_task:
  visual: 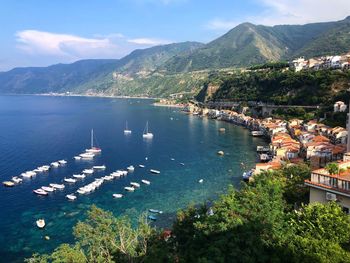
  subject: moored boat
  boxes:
[21,171,36,178]
[41,186,55,192]
[142,121,154,139]
[113,194,123,198]
[148,215,157,221]
[79,152,95,159]
[3,181,15,187]
[139,164,145,168]
[50,183,65,189]
[66,194,77,201]
[130,182,140,188]
[124,186,135,192]
[199,179,204,183]
[64,178,77,183]
[51,162,60,167]
[58,160,67,165]
[74,156,82,160]
[141,179,150,185]
[12,176,23,184]
[93,165,106,170]
[85,129,102,153]
[124,121,132,135]
[36,219,45,229]
[127,165,135,172]
[33,189,48,196]
[150,169,160,174]
[251,130,264,137]
[149,209,163,214]
[73,174,86,179]
[82,169,94,174]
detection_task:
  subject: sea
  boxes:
[0,95,266,262]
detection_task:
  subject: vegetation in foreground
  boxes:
[26,164,350,263]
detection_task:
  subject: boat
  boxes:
[73,174,86,179]
[74,156,82,160]
[180,163,185,166]
[113,194,123,198]
[111,172,122,178]
[259,153,271,162]
[51,162,60,167]
[77,188,87,195]
[256,145,270,153]
[199,179,204,183]
[3,181,15,187]
[79,152,95,159]
[149,209,163,214]
[150,169,160,174]
[58,160,67,165]
[251,130,264,137]
[66,194,77,201]
[36,219,45,229]
[64,178,77,183]
[142,121,154,139]
[124,186,135,192]
[12,177,22,184]
[148,215,157,221]
[85,129,102,153]
[130,182,140,188]
[50,183,65,189]
[242,170,254,182]
[21,171,36,178]
[127,165,135,172]
[141,179,150,185]
[93,165,106,170]
[33,189,48,196]
[41,186,55,192]
[171,158,175,161]
[124,121,132,134]
[139,164,145,168]
[82,169,94,174]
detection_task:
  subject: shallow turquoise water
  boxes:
[0,95,266,261]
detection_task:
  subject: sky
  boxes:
[0,0,349,71]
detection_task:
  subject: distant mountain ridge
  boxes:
[0,17,349,95]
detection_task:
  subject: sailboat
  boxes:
[124,121,132,134]
[142,121,154,139]
[85,129,102,153]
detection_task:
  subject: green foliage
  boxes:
[325,162,340,175]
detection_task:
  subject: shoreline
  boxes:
[1,93,160,100]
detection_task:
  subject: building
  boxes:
[334,101,347,113]
[305,158,350,213]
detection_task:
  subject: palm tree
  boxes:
[325,163,339,175]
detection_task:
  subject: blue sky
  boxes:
[0,0,349,71]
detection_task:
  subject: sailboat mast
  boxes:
[146,121,148,133]
[91,129,93,148]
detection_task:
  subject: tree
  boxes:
[325,162,339,175]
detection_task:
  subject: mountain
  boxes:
[162,17,350,73]
[0,42,203,94]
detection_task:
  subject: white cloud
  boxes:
[16,30,118,59]
[128,38,171,45]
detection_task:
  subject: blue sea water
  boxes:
[0,95,266,262]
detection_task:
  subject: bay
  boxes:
[0,95,265,262]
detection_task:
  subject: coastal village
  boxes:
[183,99,350,213]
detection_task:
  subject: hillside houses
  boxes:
[290,54,350,72]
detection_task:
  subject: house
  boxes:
[305,158,350,214]
[334,101,347,112]
[291,57,308,72]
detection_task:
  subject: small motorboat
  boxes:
[141,179,150,185]
[180,163,185,166]
[93,165,106,170]
[58,160,67,165]
[12,176,23,184]
[111,172,122,178]
[64,178,77,183]
[21,171,36,178]
[3,181,15,187]
[127,165,135,172]
[41,186,55,192]
[74,156,82,160]
[199,179,204,183]
[77,188,87,195]
[50,162,60,167]
[124,186,135,192]
[171,158,175,161]
[33,189,48,196]
[251,130,264,137]
[148,215,157,221]
[149,209,163,214]
[113,194,123,198]
[50,183,65,190]
[82,169,94,174]
[66,194,77,201]
[79,152,95,159]
[73,174,86,179]
[139,164,145,168]
[150,169,160,174]
[130,182,140,188]
[36,219,46,229]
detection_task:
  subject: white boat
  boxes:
[139,164,145,168]
[171,158,175,161]
[93,165,106,170]
[39,165,50,172]
[33,189,48,196]
[64,178,77,183]
[50,183,65,189]
[130,182,140,188]
[58,160,67,165]
[127,165,135,172]
[124,186,135,192]
[77,188,87,194]
[82,169,94,174]
[103,175,113,181]
[51,162,60,167]
[199,179,204,183]
[111,171,122,178]
[41,186,55,192]
[251,130,264,137]
[12,176,22,184]
[142,121,154,139]
[141,179,150,185]
[66,194,77,200]
[36,219,45,229]
[79,152,95,159]
[85,129,102,153]
[74,156,82,160]
[124,121,132,134]
[150,169,160,174]
[73,174,86,179]
[21,171,36,178]
[113,193,123,198]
